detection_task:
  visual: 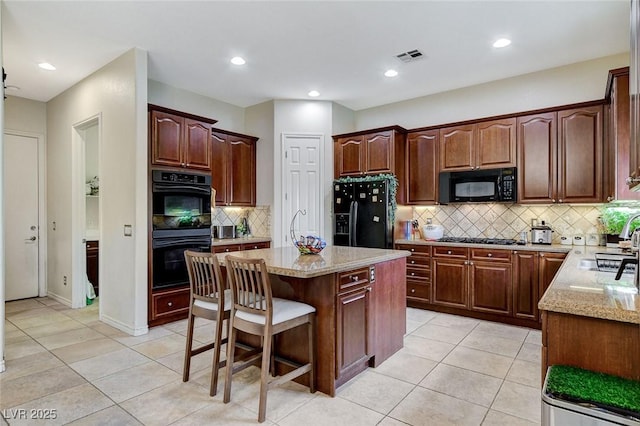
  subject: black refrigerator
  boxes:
[333,179,393,249]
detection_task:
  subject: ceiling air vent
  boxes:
[395,49,424,63]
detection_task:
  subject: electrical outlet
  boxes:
[63,275,67,285]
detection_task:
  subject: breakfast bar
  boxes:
[215,245,410,396]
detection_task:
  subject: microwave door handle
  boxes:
[497,175,502,200]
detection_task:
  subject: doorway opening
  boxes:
[71,115,101,309]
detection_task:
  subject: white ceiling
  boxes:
[1,0,631,111]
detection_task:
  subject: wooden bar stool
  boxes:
[183,250,230,396]
[223,255,316,423]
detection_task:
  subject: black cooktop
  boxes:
[437,237,518,245]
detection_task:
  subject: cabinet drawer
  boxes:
[242,241,271,250]
[396,244,431,255]
[153,288,190,317]
[470,248,511,262]
[338,267,370,293]
[86,240,99,250]
[407,267,430,281]
[212,244,243,253]
[407,254,430,268]
[432,245,468,259]
[407,282,430,300]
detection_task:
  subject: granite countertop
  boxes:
[214,245,410,279]
[395,238,572,253]
[538,246,640,324]
[211,236,271,246]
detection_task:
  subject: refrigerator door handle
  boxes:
[349,200,358,247]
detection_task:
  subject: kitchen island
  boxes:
[215,245,410,396]
[538,246,640,383]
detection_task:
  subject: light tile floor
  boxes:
[1,297,542,425]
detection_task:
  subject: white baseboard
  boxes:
[100,314,148,336]
[46,292,72,307]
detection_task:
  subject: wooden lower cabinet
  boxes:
[211,240,271,254]
[396,243,431,304]
[469,260,512,315]
[512,250,539,320]
[399,243,567,328]
[336,268,372,381]
[432,258,468,308]
[151,286,191,321]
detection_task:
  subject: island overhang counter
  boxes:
[215,245,410,396]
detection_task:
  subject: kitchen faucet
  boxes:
[618,213,640,239]
[615,213,640,288]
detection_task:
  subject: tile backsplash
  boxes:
[212,206,271,237]
[411,204,608,243]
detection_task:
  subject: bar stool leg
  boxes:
[223,323,237,404]
[258,327,273,423]
[183,313,195,382]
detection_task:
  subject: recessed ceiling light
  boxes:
[384,69,399,78]
[308,90,320,97]
[230,56,246,65]
[493,38,511,48]
[38,62,56,71]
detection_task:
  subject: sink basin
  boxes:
[577,258,598,271]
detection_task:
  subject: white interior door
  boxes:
[4,133,40,301]
[282,134,322,243]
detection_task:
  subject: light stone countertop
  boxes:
[395,238,572,253]
[211,236,271,246]
[538,246,640,324]
[214,245,410,279]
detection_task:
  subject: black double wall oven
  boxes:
[151,170,212,290]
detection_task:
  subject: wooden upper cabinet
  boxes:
[439,125,475,171]
[151,110,184,167]
[557,105,603,203]
[605,68,640,200]
[149,105,216,172]
[334,136,365,177]
[333,126,407,203]
[518,105,603,204]
[365,132,394,174]
[183,119,212,170]
[517,112,557,203]
[476,118,517,168]
[439,118,515,172]
[211,129,258,207]
[406,130,438,205]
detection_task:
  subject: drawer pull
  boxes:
[352,276,359,282]
[167,302,173,307]
[411,288,416,293]
[411,260,415,264]
[411,272,415,276]
[487,253,493,257]
[411,248,415,252]
[447,250,452,255]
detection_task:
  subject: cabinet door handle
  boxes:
[352,276,359,282]
[469,261,473,265]
[411,260,415,264]
[411,288,416,293]
[366,286,372,292]
[558,199,563,203]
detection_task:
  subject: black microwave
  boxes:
[438,167,516,204]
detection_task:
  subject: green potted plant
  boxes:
[600,207,640,243]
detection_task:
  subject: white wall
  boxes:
[245,100,275,207]
[4,96,47,134]
[46,48,149,335]
[356,53,630,130]
[271,100,334,246]
[331,102,356,135]
[0,1,5,373]
[148,80,245,132]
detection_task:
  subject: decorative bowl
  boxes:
[294,236,326,255]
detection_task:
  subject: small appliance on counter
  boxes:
[423,224,444,240]
[212,225,236,239]
[531,221,553,245]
